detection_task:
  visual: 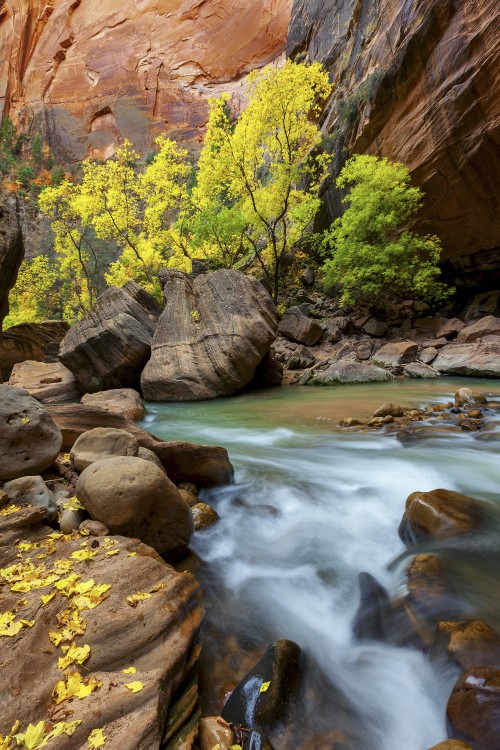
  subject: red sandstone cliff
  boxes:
[0,0,293,159]
[287,0,500,284]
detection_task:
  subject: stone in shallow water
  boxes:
[308,362,392,385]
[398,488,486,545]
[447,667,500,750]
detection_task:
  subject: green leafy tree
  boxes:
[322,154,453,307]
[192,60,332,301]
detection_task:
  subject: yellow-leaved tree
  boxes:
[39,136,191,304]
[190,60,332,300]
[3,255,60,328]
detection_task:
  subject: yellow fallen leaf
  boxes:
[122,666,136,674]
[62,496,85,512]
[127,552,137,557]
[105,550,119,556]
[58,643,91,670]
[125,681,143,693]
[41,593,56,606]
[260,681,271,693]
[87,728,106,748]
[150,582,166,592]
[71,548,97,562]
[18,720,45,749]
[126,592,151,607]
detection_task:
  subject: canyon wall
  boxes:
[287,0,500,287]
[0,0,293,160]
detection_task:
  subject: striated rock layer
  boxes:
[0,0,293,159]
[287,0,500,286]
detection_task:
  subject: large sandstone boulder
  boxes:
[278,306,323,345]
[0,385,62,480]
[0,503,201,749]
[77,456,193,556]
[432,342,500,377]
[308,362,393,385]
[372,341,418,366]
[141,269,278,401]
[447,668,500,750]
[47,403,234,487]
[81,388,145,420]
[60,282,162,394]
[457,315,500,342]
[70,427,139,472]
[398,489,485,545]
[8,360,80,403]
[0,320,70,381]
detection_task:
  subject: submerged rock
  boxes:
[142,269,278,401]
[0,385,62,481]
[352,572,390,642]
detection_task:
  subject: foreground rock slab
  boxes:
[0,385,62,480]
[81,388,145,421]
[47,404,234,487]
[60,282,162,394]
[0,503,202,749]
[141,269,278,401]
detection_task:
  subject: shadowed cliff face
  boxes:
[0,0,293,160]
[0,195,23,339]
[287,0,500,287]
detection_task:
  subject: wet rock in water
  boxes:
[191,502,220,531]
[278,306,323,346]
[79,519,109,536]
[403,362,440,378]
[60,282,161,393]
[81,388,145,421]
[373,403,406,418]
[221,640,304,743]
[178,488,198,507]
[2,475,56,513]
[373,340,418,366]
[435,318,465,340]
[432,342,500,377]
[0,386,62,480]
[427,742,474,750]
[352,572,390,641]
[308,362,393,385]
[435,620,500,669]
[71,426,139,472]
[454,387,488,407]
[457,315,500,342]
[142,269,278,400]
[8,360,80,404]
[405,554,461,627]
[339,417,363,427]
[447,667,500,750]
[362,318,387,337]
[398,489,485,545]
[77,456,193,556]
[198,716,234,750]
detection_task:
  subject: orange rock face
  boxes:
[0,0,292,159]
[287,0,500,275]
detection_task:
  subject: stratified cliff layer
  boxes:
[287,0,500,285]
[0,0,293,159]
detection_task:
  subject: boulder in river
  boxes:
[435,620,500,670]
[81,388,145,420]
[0,385,62,480]
[60,281,162,394]
[447,667,500,750]
[308,361,393,385]
[352,572,390,641]
[141,269,278,401]
[454,387,487,407]
[77,455,194,556]
[432,342,500,377]
[398,489,486,545]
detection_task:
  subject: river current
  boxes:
[141,378,500,750]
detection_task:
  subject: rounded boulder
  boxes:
[0,385,62,480]
[70,427,139,472]
[76,456,193,555]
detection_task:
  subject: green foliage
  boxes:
[31,134,43,169]
[191,60,333,301]
[15,164,35,189]
[322,154,453,307]
[4,256,60,328]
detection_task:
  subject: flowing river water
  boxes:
[141,378,500,750]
